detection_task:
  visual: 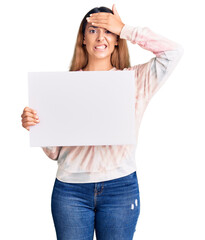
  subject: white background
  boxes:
[0,0,204,239]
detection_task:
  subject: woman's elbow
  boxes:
[42,147,60,160]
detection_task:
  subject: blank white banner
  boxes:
[28,71,136,147]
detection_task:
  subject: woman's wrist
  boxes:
[118,23,125,36]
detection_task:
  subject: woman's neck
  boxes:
[83,59,113,71]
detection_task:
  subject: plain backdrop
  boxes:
[0,0,204,239]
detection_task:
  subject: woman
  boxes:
[21,4,183,240]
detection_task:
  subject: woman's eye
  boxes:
[89,29,111,34]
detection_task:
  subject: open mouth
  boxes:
[94,44,107,50]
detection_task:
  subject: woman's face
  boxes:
[83,22,118,61]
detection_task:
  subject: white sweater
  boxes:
[42,24,184,183]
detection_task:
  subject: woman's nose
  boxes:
[96,31,105,41]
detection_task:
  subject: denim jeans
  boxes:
[51,171,140,240]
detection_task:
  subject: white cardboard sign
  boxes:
[28,71,136,147]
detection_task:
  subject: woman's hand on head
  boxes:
[21,107,40,131]
[86,4,125,36]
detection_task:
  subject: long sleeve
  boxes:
[42,146,62,160]
[120,24,184,102]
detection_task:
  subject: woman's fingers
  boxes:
[22,117,40,126]
[21,116,40,124]
[22,111,37,119]
[21,106,40,131]
[23,106,37,115]
[22,107,38,119]
[87,11,124,35]
[22,121,37,128]
[112,4,121,19]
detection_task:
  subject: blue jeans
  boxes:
[51,171,140,240]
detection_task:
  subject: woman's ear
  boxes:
[83,37,86,45]
[115,36,119,46]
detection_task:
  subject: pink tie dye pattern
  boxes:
[42,24,183,183]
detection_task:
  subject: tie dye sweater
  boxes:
[42,24,184,183]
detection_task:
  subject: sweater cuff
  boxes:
[120,24,139,42]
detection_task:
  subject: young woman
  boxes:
[21,4,183,240]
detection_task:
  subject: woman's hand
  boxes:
[21,107,40,131]
[86,4,125,36]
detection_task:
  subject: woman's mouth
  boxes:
[94,44,107,51]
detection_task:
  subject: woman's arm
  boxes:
[120,24,184,101]
[88,6,183,102]
[42,146,62,160]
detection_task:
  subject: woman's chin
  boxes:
[92,51,113,59]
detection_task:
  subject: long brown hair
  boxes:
[68,6,131,71]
